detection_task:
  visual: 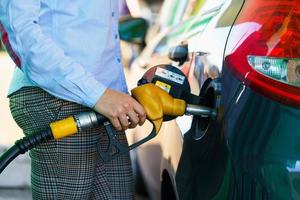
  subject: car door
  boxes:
[175,0,245,199]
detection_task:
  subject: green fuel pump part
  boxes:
[0,65,216,174]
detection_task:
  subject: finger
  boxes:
[119,114,129,130]
[138,114,146,126]
[132,100,146,125]
[127,110,139,129]
[110,118,122,131]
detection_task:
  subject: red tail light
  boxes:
[224,0,300,108]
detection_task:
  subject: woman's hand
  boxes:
[93,89,146,131]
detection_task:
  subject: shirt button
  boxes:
[115,34,118,39]
[112,12,115,17]
[117,58,121,63]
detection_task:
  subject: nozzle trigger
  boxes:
[97,120,157,162]
[97,122,128,162]
[128,120,157,150]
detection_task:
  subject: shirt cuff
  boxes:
[79,76,107,108]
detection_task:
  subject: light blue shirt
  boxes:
[0,0,128,108]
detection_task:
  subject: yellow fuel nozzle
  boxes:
[49,84,187,140]
[131,83,186,132]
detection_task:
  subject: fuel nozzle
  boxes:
[185,104,216,118]
[131,83,216,133]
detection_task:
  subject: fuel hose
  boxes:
[0,112,106,174]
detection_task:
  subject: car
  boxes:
[124,0,300,199]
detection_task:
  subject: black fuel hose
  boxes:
[0,112,107,174]
[0,129,53,174]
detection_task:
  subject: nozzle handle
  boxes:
[97,119,157,162]
[128,121,156,150]
[95,113,108,124]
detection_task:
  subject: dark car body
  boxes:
[125,0,300,199]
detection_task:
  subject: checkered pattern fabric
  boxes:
[9,87,134,200]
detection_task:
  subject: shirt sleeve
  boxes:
[1,0,106,108]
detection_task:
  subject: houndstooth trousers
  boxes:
[9,87,134,200]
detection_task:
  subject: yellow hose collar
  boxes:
[50,117,78,140]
